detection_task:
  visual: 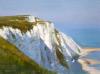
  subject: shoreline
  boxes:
[80,48,100,56]
[78,48,100,74]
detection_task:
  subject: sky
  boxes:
[0,0,100,32]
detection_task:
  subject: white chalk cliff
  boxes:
[0,15,83,74]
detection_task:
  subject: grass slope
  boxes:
[0,37,55,74]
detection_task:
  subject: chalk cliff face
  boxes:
[0,15,82,74]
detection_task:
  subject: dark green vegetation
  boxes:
[0,37,55,74]
[55,47,69,69]
[55,29,69,69]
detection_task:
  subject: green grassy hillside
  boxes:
[0,37,55,74]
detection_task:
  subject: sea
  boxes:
[65,28,100,48]
[65,28,100,71]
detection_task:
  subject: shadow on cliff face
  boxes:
[70,61,88,74]
[0,26,94,74]
[39,38,89,74]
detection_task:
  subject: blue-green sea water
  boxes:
[66,28,100,48]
